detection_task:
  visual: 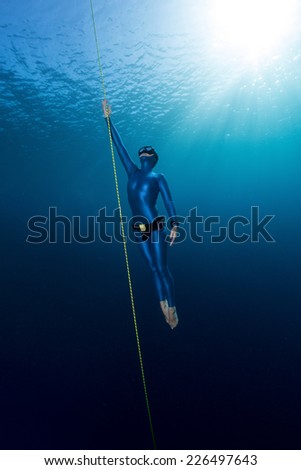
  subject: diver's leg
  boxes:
[136,234,170,323]
[151,229,176,306]
[159,299,169,323]
[136,234,167,304]
[151,230,178,329]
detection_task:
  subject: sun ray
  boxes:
[210,0,297,64]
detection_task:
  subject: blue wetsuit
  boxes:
[107,118,177,307]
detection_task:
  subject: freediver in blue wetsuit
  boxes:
[102,100,179,329]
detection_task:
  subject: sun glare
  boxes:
[211,0,296,62]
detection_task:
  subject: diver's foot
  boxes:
[167,306,179,330]
[160,299,169,323]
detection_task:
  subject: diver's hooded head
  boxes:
[138,146,158,169]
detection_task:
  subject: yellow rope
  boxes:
[89,0,156,450]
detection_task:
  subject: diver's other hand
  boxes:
[102,99,111,118]
[169,227,177,246]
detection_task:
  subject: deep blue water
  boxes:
[1,0,301,450]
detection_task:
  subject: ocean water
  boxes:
[1,0,301,450]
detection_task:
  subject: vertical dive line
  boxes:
[89,0,157,450]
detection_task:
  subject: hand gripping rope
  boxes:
[89,0,156,450]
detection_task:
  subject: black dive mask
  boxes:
[138,146,158,167]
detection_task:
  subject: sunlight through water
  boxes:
[210,0,297,64]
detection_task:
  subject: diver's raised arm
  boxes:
[102,100,138,176]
